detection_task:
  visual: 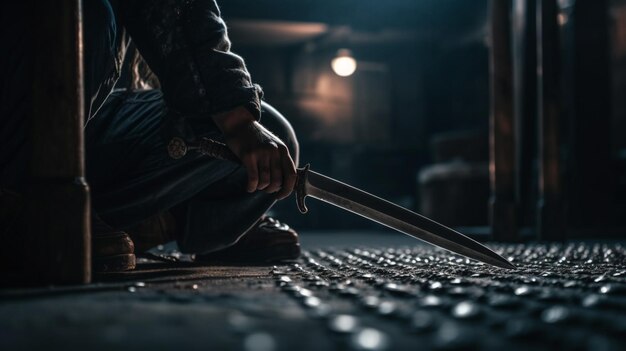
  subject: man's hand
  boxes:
[212,106,297,200]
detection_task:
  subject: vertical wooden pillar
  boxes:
[536,0,564,240]
[489,0,518,241]
[24,0,91,284]
[563,0,612,230]
[512,0,537,229]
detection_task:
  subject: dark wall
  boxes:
[219,0,491,229]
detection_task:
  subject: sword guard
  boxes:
[295,164,310,214]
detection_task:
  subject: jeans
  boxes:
[85,90,299,253]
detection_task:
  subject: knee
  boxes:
[260,102,300,166]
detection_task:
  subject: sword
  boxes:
[168,137,515,270]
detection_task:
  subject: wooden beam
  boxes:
[536,0,564,240]
[23,0,91,285]
[563,0,612,230]
[512,0,537,230]
[489,0,518,241]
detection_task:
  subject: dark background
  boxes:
[218,0,626,237]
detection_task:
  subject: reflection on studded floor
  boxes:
[274,243,625,350]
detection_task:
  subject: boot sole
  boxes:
[93,253,136,273]
[197,243,301,264]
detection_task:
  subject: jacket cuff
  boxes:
[209,84,264,121]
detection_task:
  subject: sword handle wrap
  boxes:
[167,137,240,163]
[197,138,240,163]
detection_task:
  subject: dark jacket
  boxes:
[0,0,262,188]
[116,0,261,118]
[89,0,263,122]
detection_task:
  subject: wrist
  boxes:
[212,106,255,137]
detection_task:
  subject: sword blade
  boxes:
[303,170,515,269]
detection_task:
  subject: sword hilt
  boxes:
[167,137,239,163]
[167,137,310,213]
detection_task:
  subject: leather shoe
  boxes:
[92,216,136,272]
[196,216,300,264]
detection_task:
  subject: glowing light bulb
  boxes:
[331,49,357,77]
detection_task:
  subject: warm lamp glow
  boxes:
[331,49,357,77]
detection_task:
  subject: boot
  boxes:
[196,216,300,264]
[92,215,136,272]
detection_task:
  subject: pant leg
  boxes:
[86,89,235,229]
[85,90,299,253]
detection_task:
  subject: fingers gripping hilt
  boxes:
[295,164,310,214]
[168,137,311,215]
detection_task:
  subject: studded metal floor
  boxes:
[1,232,624,351]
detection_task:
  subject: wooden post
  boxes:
[512,0,537,229]
[489,0,518,241]
[536,0,564,240]
[23,0,91,284]
[562,0,612,230]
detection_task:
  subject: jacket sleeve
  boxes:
[117,0,263,121]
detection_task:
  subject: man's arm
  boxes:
[117,0,296,198]
[118,0,260,118]
[213,107,296,199]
